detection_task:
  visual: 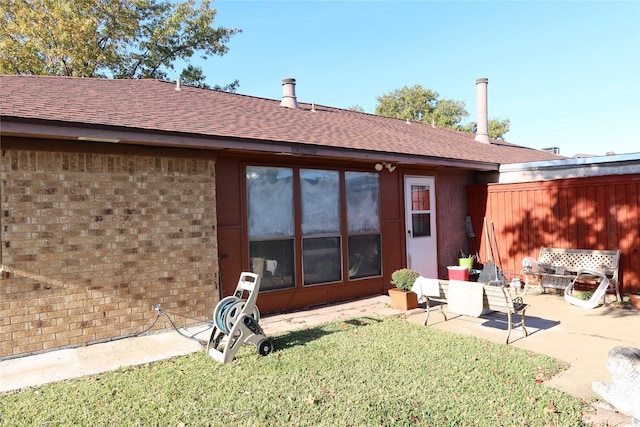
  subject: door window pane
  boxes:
[345,172,380,233]
[412,213,431,237]
[249,239,295,291]
[247,167,293,238]
[303,237,342,285]
[411,185,430,210]
[348,235,381,279]
[300,169,340,234]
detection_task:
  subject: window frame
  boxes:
[245,164,382,291]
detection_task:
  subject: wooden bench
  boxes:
[422,280,529,344]
[520,247,621,302]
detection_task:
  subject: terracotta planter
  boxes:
[388,288,418,310]
[629,294,640,309]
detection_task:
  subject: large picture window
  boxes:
[301,169,341,285]
[246,166,381,290]
[346,172,381,279]
[246,166,295,291]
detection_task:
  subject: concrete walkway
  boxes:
[0,295,400,393]
[1,292,638,424]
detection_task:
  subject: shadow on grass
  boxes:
[270,316,383,352]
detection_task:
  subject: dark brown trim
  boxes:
[2,118,500,171]
[1,136,217,160]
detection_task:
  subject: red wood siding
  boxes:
[216,154,396,314]
[433,169,476,278]
[216,154,475,314]
[467,174,640,294]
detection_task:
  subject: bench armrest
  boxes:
[513,302,529,313]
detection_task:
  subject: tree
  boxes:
[179,64,239,92]
[0,0,241,90]
[375,84,468,128]
[375,84,510,140]
[347,104,365,113]
[488,119,510,140]
[459,119,511,141]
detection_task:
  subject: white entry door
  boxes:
[404,176,438,278]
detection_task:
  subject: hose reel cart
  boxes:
[207,272,273,363]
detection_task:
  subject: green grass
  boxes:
[0,316,590,426]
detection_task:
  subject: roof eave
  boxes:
[1,117,500,171]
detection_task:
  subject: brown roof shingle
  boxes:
[1,75,562,165]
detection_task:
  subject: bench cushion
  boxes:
[448,280,484,317]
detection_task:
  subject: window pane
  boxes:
[247,166,293,238]
[346,172,380,233]
[300,169,340,234]
[412,213,431,237]
[249,239,295,291]
[411,185,430,211]
[303,237,342,285]
[348,235,381,279]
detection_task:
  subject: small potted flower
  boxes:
[388,268,420,310]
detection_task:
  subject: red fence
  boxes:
[467,174,640,294]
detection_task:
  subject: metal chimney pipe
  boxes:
[280,78,300,109]
[474,77,490,144]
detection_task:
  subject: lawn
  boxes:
[0,316,590,426]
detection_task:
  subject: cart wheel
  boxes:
[256,339,273,356]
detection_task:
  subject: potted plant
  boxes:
[388,268,420,310]
[458,250,474,270]
[629,291,640,309]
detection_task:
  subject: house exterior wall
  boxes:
[0,138,219,359]
[467,174,640,294]
[216,154,474,313]
[216,154,390,313]
[432,169,476,277]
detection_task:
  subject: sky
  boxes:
[192,0,640,158]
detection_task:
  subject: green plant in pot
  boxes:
[629,290,640,309]
[391,268,420,290]
[388,268,420,310]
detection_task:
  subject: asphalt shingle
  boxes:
[1,75,563,165]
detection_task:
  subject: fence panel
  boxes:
[467,174,640,294]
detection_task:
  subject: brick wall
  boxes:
[0,140,218,358]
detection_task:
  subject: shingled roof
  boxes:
[1,75,562,168]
